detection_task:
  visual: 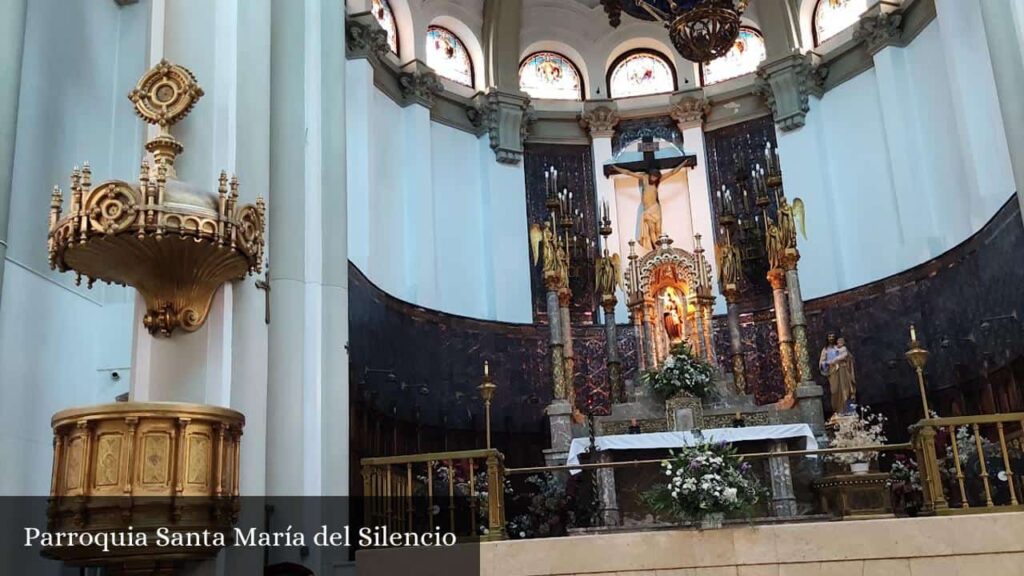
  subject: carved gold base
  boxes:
[62,235,250,336]
[46,403,245,569]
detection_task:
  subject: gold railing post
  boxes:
[997,422,1018,505]
[912,422,948,514]
[485,450,506,540]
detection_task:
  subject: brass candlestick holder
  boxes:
[479,361,497,449]
[905,323,932,419]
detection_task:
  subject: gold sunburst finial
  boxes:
[128,60,204,172]
[128,59,204,128]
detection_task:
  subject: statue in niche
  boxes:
[611,163,688,251]
[661,289,685,344]
[820,333,857,414]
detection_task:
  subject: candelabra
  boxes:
[479,361,498,449]
[905,324,932,420]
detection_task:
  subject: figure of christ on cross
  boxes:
[604,136,696,251]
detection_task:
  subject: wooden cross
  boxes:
[603,135,696,177]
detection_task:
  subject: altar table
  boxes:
[566,423,818,522]
[566,424,819,473]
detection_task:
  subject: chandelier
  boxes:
[603,0,750,63]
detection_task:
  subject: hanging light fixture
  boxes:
[604,0,750,63]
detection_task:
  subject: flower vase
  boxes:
[699,513,724,530]
[850,462,870,475]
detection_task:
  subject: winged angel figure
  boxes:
[529,221,563,283]
[778,196,807,250]
[595,251,622,298]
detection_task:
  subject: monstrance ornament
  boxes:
[47,60,265,336]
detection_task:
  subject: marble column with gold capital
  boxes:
[783,249,814,386]
[559,288,575,407]
[547,285,567,401]
[603,296,624,403]
[782,248,826,434]
[767,268,799,400]
[722,286,747,394]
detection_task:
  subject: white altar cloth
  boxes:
[566,424,818,474]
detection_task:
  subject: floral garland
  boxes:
[642,440,763,521]
[640,342,715,400]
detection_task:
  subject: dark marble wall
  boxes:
[349,264,639,464]
[705,115,782,309]
[712,197,1024,432]
[523,144,599,324]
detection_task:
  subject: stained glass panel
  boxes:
[519,52,583,100]
[814,0,869,45]
[426,26,474,87]
[371,0,399,55]
[701,28,767,86]
[608,51,675,99]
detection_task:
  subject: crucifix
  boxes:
[604,135,696,251]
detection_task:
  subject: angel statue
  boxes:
[717,236,744,290]
[595,250,622,298]
[529,221,560,283]
[777,195,806,250]
[765,215,784,271]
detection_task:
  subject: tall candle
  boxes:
[910,324,917,342]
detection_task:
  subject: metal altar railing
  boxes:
[911,413,1024,514]
[503,444,913,476]
[360,448,506,541]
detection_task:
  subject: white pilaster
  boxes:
[591,134,628,321]
[403,105,439,307]
[679,123,722,314]
[268,0,349,504]
[935,0,1016,227]
[979,0,1024,226]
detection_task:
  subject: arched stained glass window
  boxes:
[701,27,766,86]
[608,50,676,99]
[426,25,474,87]
[813,0,869,46]
[370,0,399,55]
[519,52,584,101]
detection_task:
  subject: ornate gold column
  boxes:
[767,268,799,401]
[782,248,814,386]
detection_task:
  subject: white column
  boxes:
[0,0,27,312]
[775,116,845,299]
[128,0,270,418]
[871,45,945,250]
[480,138,532,322]
[679,123,722,314]
[345,59,374,269]
[266,2,349,571]
[979,0,1024,225]
[935,0,1016,227]
[590,133,629,321]
[268,0,349,497]
[402,105,439,307]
